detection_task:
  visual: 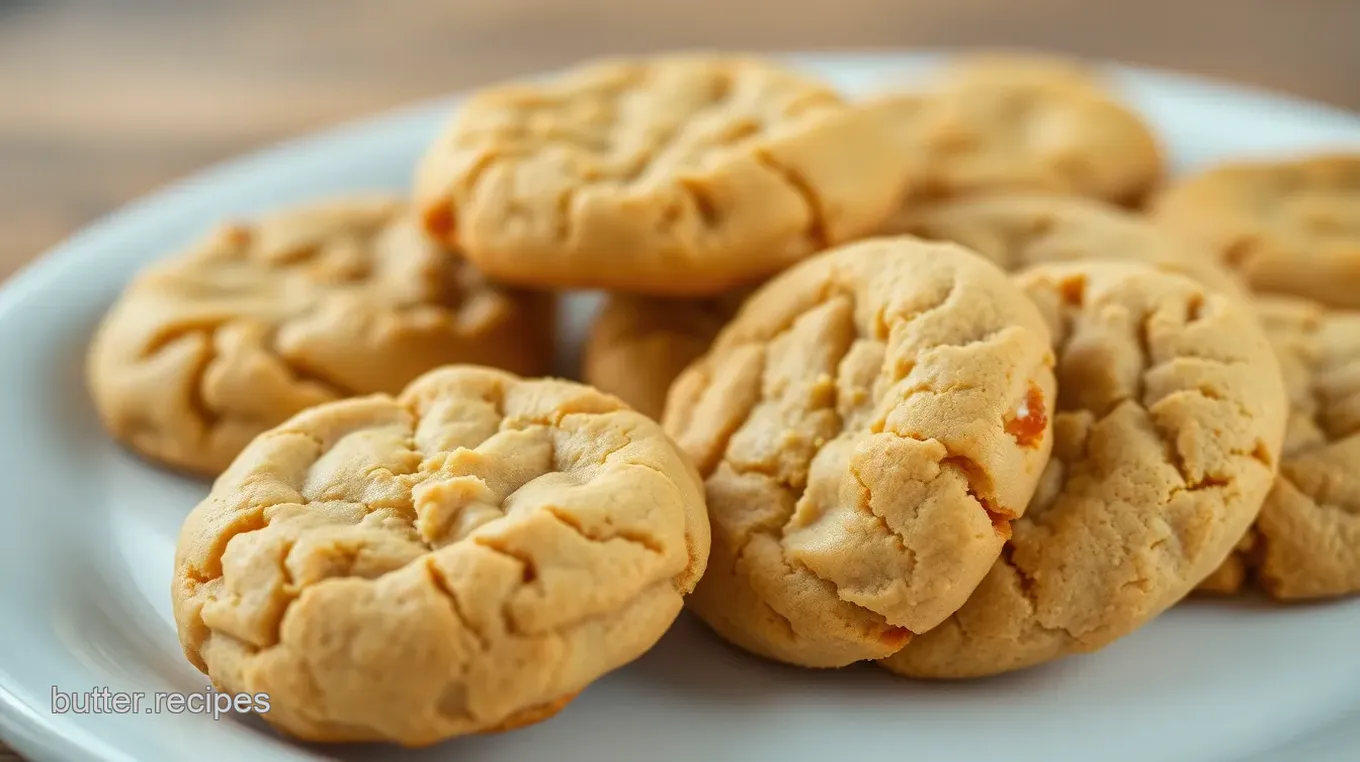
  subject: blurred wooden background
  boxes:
[0,0,1357,757]
[2,0,1360,284]
[1,0,1359,282]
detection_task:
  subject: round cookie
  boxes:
[172,366,710,746]
[582,290,749,421]
[663,237,1057,668]
[1150,154,1360,308]
[1200,296,1360,599]
[865,67,1162,207]
[936,51,1107,93]
[884,193,1249,299]
[879,261,1287,679]
[87,197,555,477]
[414,55,908,296]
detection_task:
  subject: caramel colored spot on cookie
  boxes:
[879,261,1286,679]
[422,202,456,244]
[977,495,1013,537]
[881,626,914,649]
[1005,383,1048,448]
[221,224,254,248]
[666,238,1057,667]
[1058,273,1087,306]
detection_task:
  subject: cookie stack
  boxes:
[84,51,1360,748]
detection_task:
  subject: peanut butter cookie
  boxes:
[880,261,1287,679]
[582,289,750,421]
[663,238,1056,667]
[865,66,1162,206]
[172,366,710,746]
[1199,296,1360,599]
[415,55,907,296]
[937,51,1106,93]
[885,193,1248,299]
[1151,154,1360,308]
[88,198,554,477]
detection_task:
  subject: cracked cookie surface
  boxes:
[885,193,1248,300]
[583,289,751,420]
[87,197,555,477]
[414,55,907,296]
[662,237,1056,667]
[1151,154,1360,308]
[865,65,1162,207]
[879,261,1286,679]
[1199,297,1360,598]
[171,365,710,746]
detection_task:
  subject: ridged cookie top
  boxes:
[663,237,1056,667]
[1259,298,1360,452]
[866,64,1163,206]
[172,366,709,745]
[880,261,1286,678]
[886,193,1248,299]
[1151,154,1360,308]
[415,55,907,295]
[87,197,554,476]
[1210,297,1360,598]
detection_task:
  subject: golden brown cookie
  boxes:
[172,366,710,746]
[1195,531,1257,594]
[582,290,750,421]
[865,65,1162,207]
[1199,296,1360,599]
[879,261,1287,679]
[1150,154,1360,308]
[937,51,1106,93]
[87,198,555,477]
[415,55,908,296]
[663,237,1057,667]
[884,193,1249,300]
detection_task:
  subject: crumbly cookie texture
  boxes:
[1199,296,1360,598]
[864,66,1162,207]
[884,193,1249,300]
[172,366,710,746]
[583,289,751,421]
[663,237,1056,667]
[414,55,908,296]
[1150,154,1360,308]
[879,262,1286,679]
[87,198,555,477]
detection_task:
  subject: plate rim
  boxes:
[3,49,1360,762]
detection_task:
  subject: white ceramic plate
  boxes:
[3,52,1360,762]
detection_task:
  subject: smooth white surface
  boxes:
[2,52,1360,762]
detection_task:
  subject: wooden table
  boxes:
[0,0,1356,758]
